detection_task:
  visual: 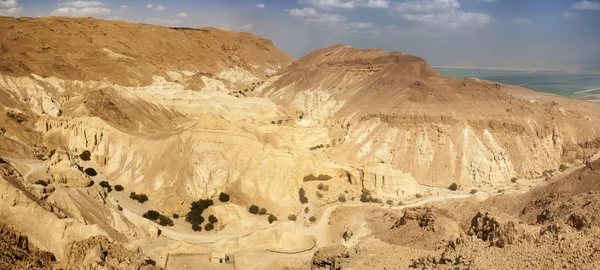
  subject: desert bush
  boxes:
[84,168,97,176]
[35,180,47,187]
[190,199,214,211]
[299,188,306,197]
[448,183,458,191]
[316,191,323,199]
[511,177,518,183]
[79,150,91,161]
[559,164,568,172]
[415,193,422,199]
[114,185,124,191]
[186,211,205,224]
[129,192,149,203]
[317,183,324,190]
[288,214,297,221]
[192,223,202,232]
[338,194,346,203]
[208,215,218,224]
[158,215,174,226]
[386,199,394,205]
[249,205,259,214]
[303,174,333,181]
[300,196,308,204]
[88,180,95,187]
[360,193,370,203]
[99,181,110,188]
[144,210,160,221]
[369,197,382,204]
[172,213,179,219]
[268,214,278,224]
[259,208,268,215]
[204,223,214,231]
[470,189,478,195]
[117,206,123,211]
[218,192,230,202]
[309,216,316,222]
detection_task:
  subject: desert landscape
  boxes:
[1,15,600,270]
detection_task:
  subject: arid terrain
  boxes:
[1,16,600,269]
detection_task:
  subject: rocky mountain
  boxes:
[1,16,600,269]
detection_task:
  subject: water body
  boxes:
[435,68,600,102]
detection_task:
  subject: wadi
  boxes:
[1,16,600,270]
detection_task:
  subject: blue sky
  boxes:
[1,0,599,69]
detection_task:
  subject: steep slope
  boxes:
[263,44,600,190]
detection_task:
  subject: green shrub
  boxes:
[99,181,110,188]
[186,211,205,224]
[35,180,47,187]
[79,150,91,161]
[84,168,97,176]
[309,216,316,222]
[338,194,346,203]
[114,185,124,191]
[158,215,174,226]
[204,223,214,231]
[129,193,148,203]
[259,208,268,215]
[448,183,458,191]
[208,215,218,224]
[218,192,230,202]
[288,214,297,221]
[192,223,202,232]
[144,210,160,221]
[190,199,214,211]
[249,205,259,214]
[268,214,277,224]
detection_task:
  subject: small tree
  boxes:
[299,188,306,197]
[80,150,91,161]
[470,189,478,195]
[309,216,316,222]
[204,223,214,231]
[192,223,202,232]
[158,215,174,226]
[386,199,394,205]
[268,214,277,224]
[288,214,297,221]
[208,215,218,224]
[259,208,268,215]
[249,205,259,214]
[300,196,309,204]
[84,168,97,176]
[114,185,124,191]
[511,177,518,183]
[338,194,346,203]
[173,213,179,219]
[304,207,309,214]
[218,192,230,202]
[448,183,458,191]
[317,183,324,190]
[144,210,160,221]
[35,180,47,187]
[99,181,110,188]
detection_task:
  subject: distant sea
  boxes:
[434,68,600,103]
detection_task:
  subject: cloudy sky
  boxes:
[1,0,599,69]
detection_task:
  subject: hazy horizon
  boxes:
[2,0,599,70]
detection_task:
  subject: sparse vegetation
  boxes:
[129,192,148,203]
[288,214,297,221]
[415,193,422,199]
[304,207,309,214]
[79,150,91,161]
[559,164,568,172]
[35,180,47,187]
[158,215,174,226]
[99,181,112,192]
[143,210,160,221]
[84,168,97,176]
[338,194,346,202]
[360,189,371,203]
[309,216,316,222]
[114,185,124,191]
[470,189,478,195]
[172,213,179,219]
[316,191,323,199]
[511,177,518,183]
[299,188,308,204]
[268,214,277,224]
[208,215,218,224]
[218,192,230,202]
[259,208,268,215]
[186,199,213,224]
[192,223,202,232]
[317,183,329,191]
[249,205,260,215]
[204,223,214,231]
[386,199,394,205]
[448,183,458,191]
[303,174,333,181]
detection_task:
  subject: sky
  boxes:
[1,0,599,69]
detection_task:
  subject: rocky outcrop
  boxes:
[468,212,517,248]
[0,225,56,269]
[62,236,158,270]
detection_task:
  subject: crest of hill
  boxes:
[0,16,294,86]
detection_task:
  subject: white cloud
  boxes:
[392,0,491,30]
[349,22,373,29]
[0,0,22,15]
[176,12,188,18]
[52,1,111,17]
[240,24,253,30]
[254,3,265,8]
[144,17,183,26]
[118,5,133,13]
[562,11,573,18]
[511,18,533,24]
[572,1,600,10]
[300,0,389,9]
[289,8,346,23]
[59,1,103,8]
[146,4,165,11]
